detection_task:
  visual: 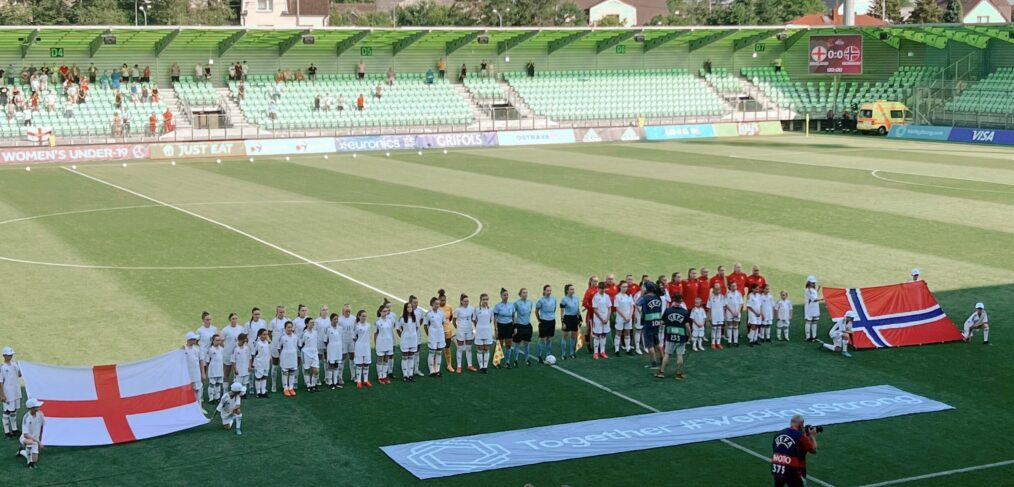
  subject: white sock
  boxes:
[436,351,443,371]
[983,329,989,342]
[733,327,739,343]
[711,328,720,343]
[234,415,242,430]
[464,345,473,367]
[633,330,642,351]
[457,348,464,369]
[822,343,837,352]
[311,372,318,386]
[270,365,277,390]
[414,353,421,374]
[726,327,733,343]
[2,414,10,434]
[303,372,310,387]
[614,333,621,352]
[379,361,387,379]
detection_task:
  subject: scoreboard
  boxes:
[808,35,863,75]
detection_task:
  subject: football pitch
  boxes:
[1,134,1012,486]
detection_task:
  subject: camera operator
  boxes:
[771,414,819,487]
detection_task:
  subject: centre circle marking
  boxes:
[0,200,483,270]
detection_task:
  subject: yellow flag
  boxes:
[576,332,585,351]
[492,341,504,367]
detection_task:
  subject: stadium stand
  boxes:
[504,69,727,120]
[0,85,168,139]
[702,68,749,96]
[173,77,219,106]
[462,74,506,102]
[743,66,942,114]
[944,67,1014,115]
[229,74,474,129]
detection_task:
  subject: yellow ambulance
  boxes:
[857,101,910,135]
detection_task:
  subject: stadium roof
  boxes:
[4,25,1012,58]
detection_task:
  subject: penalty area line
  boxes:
[63,167,407,304]
[857,458,1014,487]
[549,365,836,487]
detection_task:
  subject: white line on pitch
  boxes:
[857,459,1014,487]
[64,167,408,303]
[870,170,1013,194]
[550,365,836,487]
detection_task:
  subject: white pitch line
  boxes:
[857,459,1014,487]
[551,365,836,487]
[64,167,408,303]
[870,170,1014,194]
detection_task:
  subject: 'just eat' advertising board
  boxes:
[808,35,863,74]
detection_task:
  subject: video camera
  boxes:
[804,424,824,434]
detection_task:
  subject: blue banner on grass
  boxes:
[887,125,952,141]
[382,385,952,479]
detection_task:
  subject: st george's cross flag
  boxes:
[822,281,963,349]
[20,350,208,446]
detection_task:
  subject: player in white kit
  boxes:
[1,347,22,438]
[315,305,330,367]
[324,313,345,389]
[338,305,357,386]
[278,321,300,396]
[747,286,764,346]
[409,296,427,377]
[195,311,217,360]
[690,297,707,352]
[776,291,793,341]
[245,307,267,347]
[205,334,226,403]
[251,329,271,397]
[613,282,634,355]
[963,302,990,344]
[804,276,823,342]
[454,294,477,373]
[353,310,373,388]
[818,310,854,358]
[183,333,205,404]
[591,282,612,359]
[374,306,396,384]
[221,313,243,382]
[761,284,775,343]
[298,317,320,392]
[230,333,252,394]
[425,297,447,376]
[216,383,244,436]
[17,398,44,468]
[268,305,289,393]
[474,294,495,373]
[397,302,420,382]
[707,283,725,350]
[724,281,743,347]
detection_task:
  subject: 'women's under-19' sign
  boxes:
[809,35,863,74]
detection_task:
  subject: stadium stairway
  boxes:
[453,83,496,129]
[216,87,251,129]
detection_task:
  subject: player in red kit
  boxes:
[681,268,699,310]
[697,267,712,311]
[582,275,599,354]
[728,263,748,297]
[745,265,767,294]
[667,272,682,304]
[710,265,729,295]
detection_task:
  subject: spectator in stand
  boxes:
[526,60,535,77]
[295,69,305,82]
[149,112,157,136]
[151,84,160,103]
[480,59,488,78]
[141,84,149,104]
[275,69,284,83]
[71,63,81,82]
[45,90,56,112]
[323,94,332,112]
[195,63,203,81]
[112,112,123,136]
[20,66,30,85]
[704,59,712,74]
[386,66,395,86]
[30,91,38,112]
[142,65,151,83]
[336,94,345,112]
[272,80,284,101]
[114,90,123,110]
[204,63,212,82]
[99,71,110,89]
[58,64,69,82]
[129,82,140,103]
[228,63,237,81]
[162,108,174,132]
[374,83,382,100]
[88,63,97,83]
[0,85,7,106]
[5,102,14,122]
[63,102,74,119]
[356,93,364,111]
[268,99,278,120]
[308,63,317,81]
[121,110,131,134]
[131,64,139,83]
[825,109,834,132]
[120,64,129,83]
[357,60,366,80]
[437,57,446,79]
[458,63,467,82]
[314,94,321,111]
[237,80,245,100]
[170,62,181,83]
[282,68,292,81]
[425,68,434,85]
[774,57,782,73]
[23,107,32,127]
[241,61,249,81]
[79,77,89,103]
[30,74,40,95]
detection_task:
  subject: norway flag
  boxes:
[822,281,963,349]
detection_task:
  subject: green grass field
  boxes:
[1,134,1012,486]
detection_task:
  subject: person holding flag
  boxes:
[817,311,854,358]
[217,383,244,436]
[1,347,22,438]
[804,276,823,342]
[16,398,44,469]
[963,303,989,345]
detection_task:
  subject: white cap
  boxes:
[1,347,13,356]
[975,302,985,309]
[230,382,246,393]
[185,332,199,341]
[844,310,858,320]
[26,398,43,408]
[806,275,817,284]
[911,268,920,276]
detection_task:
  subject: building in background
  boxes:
[241,0,329,27]
[575,0,669,27]
[936,0,1010,23]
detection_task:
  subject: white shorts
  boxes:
[428,335,446,350]
[615,317,632,331]
[302,351,320,369]
[692,327,705,338]
[377,347,394,357]
[711,321,724,327]
[3,399,19,413]
[456,329,475,342]
[777,319,790,328]
[220,411,239,426]
[592,322,610,335]
[19,435,39,455]
[475,337,493,346]
[726,314,740,324]
[354,355,371,365]
[254,367,268,379]
[830,331,848,347]
[208,376,223,385]
[476,327,494,342]
[399,344,418,354]
[341,339,355,355]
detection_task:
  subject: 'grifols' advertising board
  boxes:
[809,35,863,75]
